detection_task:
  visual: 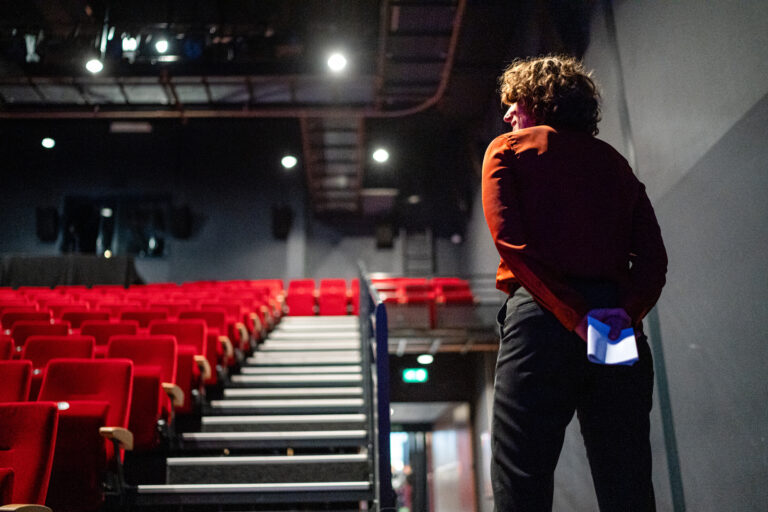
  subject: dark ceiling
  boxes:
[0,0,593,220]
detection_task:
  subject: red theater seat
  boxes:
[22,335,95,400]
[0,401,59,505]
[286,280,316,316]
[148,320,209,415]
[80,320,140,357]
[1,310,51,332]
[120,309,169,328]
[38,358,133,512]
[0,337,13,360]
[0,360,32,402]
[107,335,179,451]
[10,322,70,356]
[60,310,110,329]
[318,279,349,316]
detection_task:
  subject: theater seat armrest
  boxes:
[249,312,263,333]
[0,505,54,512]
[162,382,185,408]
[99,426,134,451]
[219,335,234,359]
[194,355,212,381]
[235,322,249,343]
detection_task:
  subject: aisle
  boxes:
[133,315,373,510]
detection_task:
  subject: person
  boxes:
[482,55,667,512]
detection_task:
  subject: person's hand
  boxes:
[574,308,632,342]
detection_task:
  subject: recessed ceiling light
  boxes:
[155,39,169,53]
[372,148,389,163]
[281,155,298,169]
[85,58,103,73]
[327,52,347,72]
[100,208,113,218]
[41,137,55,149]
[407,195,421,205]
[417,354,434,365]
[122,36,138,52]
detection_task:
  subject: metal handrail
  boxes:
[358,261,395,510]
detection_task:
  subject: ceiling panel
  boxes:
[122,84,170,104]
[36,84,86,104]
[0,85,44,103]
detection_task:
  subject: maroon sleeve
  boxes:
[481,136,589,330]
[621,182,668,325]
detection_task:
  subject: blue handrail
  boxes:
[358,262,395,510]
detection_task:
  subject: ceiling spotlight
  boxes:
[41,137,55,149]
[122,36,138,52]
[327,52,347,72]
[281,155,298,169]
[407,195,421,205]
[450,233,463,245]
[417,354,434,365]
[155,39,169,54]
[372,148,389,163]
[85,58,103,74]
[100,208,113,218]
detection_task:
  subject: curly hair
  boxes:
[499,55,601,135]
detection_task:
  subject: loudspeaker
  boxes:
[375,222,394,249]
[271,205,293,240]
[36,207,59,242]
[170,205,193,239]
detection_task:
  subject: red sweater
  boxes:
[482,126,667,330]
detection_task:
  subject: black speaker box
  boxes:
[375,222,395,249]
[271,205,293,240]
[36,207,59,242]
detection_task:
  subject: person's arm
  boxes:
[482,136,589,331]
[620,182,668,326]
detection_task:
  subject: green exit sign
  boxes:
[402,368,428,383]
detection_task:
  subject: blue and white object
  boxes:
[587,316,638,366]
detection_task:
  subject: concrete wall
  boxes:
[464,1,768,510]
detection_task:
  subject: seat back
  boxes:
[149,319,206,353]
[22,335,96,370]
[10,321,70,354]
[178,309,227,331]
[120,309,169,328]
[0,402,59,504]
[0,337,13,360]
[60,310,110,329]
[0,360,32,402]
[1,310,51,331]
[80,320,140,348]
[38,358,133,430]
[107,335,177,384]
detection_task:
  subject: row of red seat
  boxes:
[0,279,289,510]
[284,278,361,316]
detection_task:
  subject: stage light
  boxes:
[327,52,347,72]
[407,195,421,205]
[100,208,113,218]
[104,250,113,258]
[155,39,169,54]
[85,58,103,73]
[41,137,55,149]
[122,36,138,52]
[281,155,298,169]
[372,148,389,163]
[417,354,434,365]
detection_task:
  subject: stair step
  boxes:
[201,413,367,432]
[240,365,362,374]
[135,481,371,506]
[224,387,363,398]
[181,430,367,449]
[279,316,358,325]
[267,332,360,341]
[246,355,361,365]
[259,341,360,351]
[166,454,369,484]
[210,398,365,414]
[230,374,363,387]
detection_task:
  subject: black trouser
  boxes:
[491,284,656,512]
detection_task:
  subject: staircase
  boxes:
[132,315,375,510]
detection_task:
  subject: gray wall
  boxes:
[465,1,768,510]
